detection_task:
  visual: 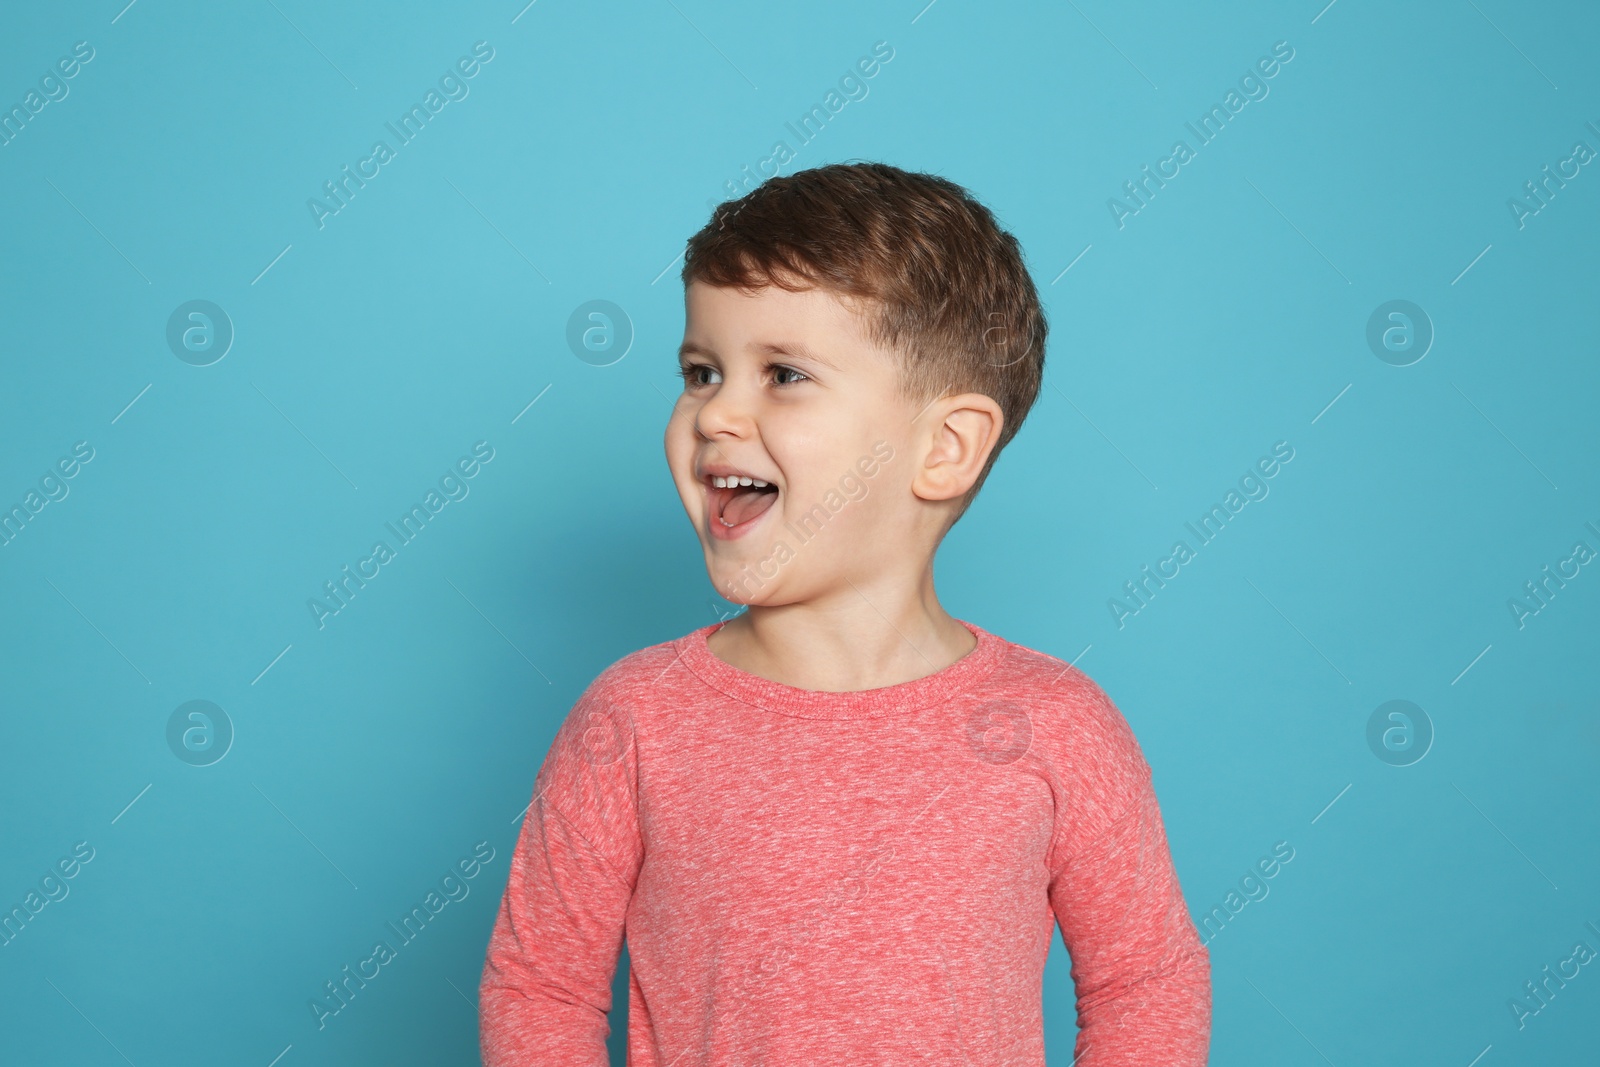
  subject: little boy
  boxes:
[480,162,1210,1065]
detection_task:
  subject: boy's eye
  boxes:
[678,363,720,387]
[675,363,806,388]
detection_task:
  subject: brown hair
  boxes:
[680,161,1047,519]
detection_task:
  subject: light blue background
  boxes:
[2,1,1597,1064]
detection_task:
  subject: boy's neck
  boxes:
[706,570,977,693]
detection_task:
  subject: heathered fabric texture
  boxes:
[480,620,1211,1065]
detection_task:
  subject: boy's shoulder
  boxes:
[561,625,705,718]
[531,632,691,806]
[985,629,1149,772]
[591,627,699,688]
[987,628,1117,710]
[988,630,1158,842]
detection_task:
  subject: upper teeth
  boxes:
[712,475,768,488]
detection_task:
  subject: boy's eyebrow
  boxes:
[677,339,839,370]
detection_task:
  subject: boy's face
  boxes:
[665,279,921,605]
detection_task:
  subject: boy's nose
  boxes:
[693,385,755,439]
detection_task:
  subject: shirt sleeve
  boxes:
[1046,680,1211,1066]
[479,680,642,1066]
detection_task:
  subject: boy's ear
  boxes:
[910,392,1004,503]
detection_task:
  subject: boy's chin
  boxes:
[702,553,787,607]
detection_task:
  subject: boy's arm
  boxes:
[1047,686,1211,1065]
[479,689,641,1066]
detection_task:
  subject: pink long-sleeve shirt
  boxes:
[480,619,1210,1065]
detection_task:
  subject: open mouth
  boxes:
[706,474,780,537]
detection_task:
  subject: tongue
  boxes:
[723,486,778,526]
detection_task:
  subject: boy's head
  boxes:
[664,161,1047,607]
